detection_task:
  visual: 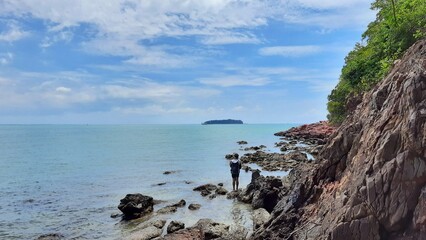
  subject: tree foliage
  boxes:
[327,0,426,124]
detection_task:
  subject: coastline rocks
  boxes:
[243,145,267,151]
[127,220,166,240]
[162,228,203,240]
[163,171,177,175]
[215,187,228,195]
[118,194,154,219]
[239,171,283,212]
[157,199,186,214]
[193,184,218,197]
[237,140,248,145]
[188,203,201,210]
[274,121,335,141]
[240,150,308,171]
[157,206,177,214]
[167,221,185,233]
[225,153,239,160]
[253,208,270,230]
[37,233,63,240]
[193,218,230,239]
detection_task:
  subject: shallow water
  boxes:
[0,124,295,239]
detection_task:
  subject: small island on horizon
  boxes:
[202,119,243,125]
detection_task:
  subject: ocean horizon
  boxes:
[0,124,295,239]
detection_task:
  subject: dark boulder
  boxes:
[36,233,63,240]
[188,203,201,210]
[225,153,239,160]
[118,193,154,219]
[167,221,185,233]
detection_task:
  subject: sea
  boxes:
[0,124,296,239]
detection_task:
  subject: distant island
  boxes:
[202,119,243,125]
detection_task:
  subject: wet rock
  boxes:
[244,145,267,151]
[167,221,185,233]
[217,183,224,186]
[237,140,248,145]
[184,181,192,184]
[225,153,239,160]
[188,203,201,210]
[171,199,186,207]
[162,228,203,240]
[193,184,217,197]
[201,190,211,197]
[208,194,217,200]
[37,233,63,240]
[118,194,154,219]
[226,191,239,199]
[163,171,177,175]
[284,151,308,162]
[157,199,186,214]
[193,218,230,239]
[157,206,177,214]
[156,182,166,186]
[127,226,162,240]
[110,212,121,218]
[215,187,228,195]
[253,208,270,230]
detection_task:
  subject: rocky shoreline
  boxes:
[37,121,333,240]
[110,121,333,240]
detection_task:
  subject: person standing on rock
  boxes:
[230,154,242,191]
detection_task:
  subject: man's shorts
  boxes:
[232,173,239,179]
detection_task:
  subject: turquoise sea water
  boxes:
[0,124,295,239]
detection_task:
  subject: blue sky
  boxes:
[0,0,375,124]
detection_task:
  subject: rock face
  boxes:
[252,39,426,239]
[118,194,154,219]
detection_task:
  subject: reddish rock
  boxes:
[275,121,336,141]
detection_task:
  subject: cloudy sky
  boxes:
[0,0,375,124]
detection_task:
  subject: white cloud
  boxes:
[55,86,72,93]
[201,32,261,45]
[0,0,374,68]
[296,0,371,9]
[0,52,13,65]
[40,30,74,48]
[259,45,322,57]
[0,22,29,42]
[199,76,269,87]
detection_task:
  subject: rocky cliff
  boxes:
[253,39,426,239]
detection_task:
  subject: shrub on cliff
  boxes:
[327,0,426,124]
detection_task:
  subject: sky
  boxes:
[0,0,376,124]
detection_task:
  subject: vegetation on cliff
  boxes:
[327,0,426,124]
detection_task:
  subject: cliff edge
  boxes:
[253,39,426,239]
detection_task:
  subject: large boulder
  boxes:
[118,194,154,219]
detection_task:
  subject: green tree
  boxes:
[327,0,426,124]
